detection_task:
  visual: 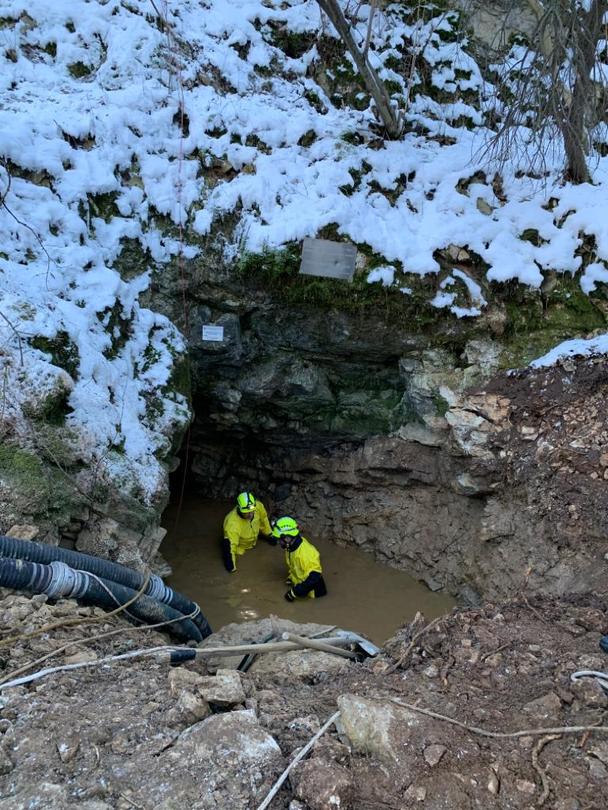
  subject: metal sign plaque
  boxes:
[299,237,357,281]
[202,324,224,342]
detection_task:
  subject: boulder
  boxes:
[194,669,246,707]
[336,694,420,767]
[106,710,282,809]
[292,759,354,809]
[249,649,350,682]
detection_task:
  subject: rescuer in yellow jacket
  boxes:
[222,491,273,573]
[271,516,327,601]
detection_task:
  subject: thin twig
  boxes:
[0,311,24,365]
[1,201,56,284]
[389,697,608,738]
[0,157,12,207]
[256,710,341,810]
[385,614,445,674]
[532,733,561,805]
[120,793,146,810]
[0,572,151,684]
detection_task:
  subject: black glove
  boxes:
[284,589,296,602]
[264,535,278,546]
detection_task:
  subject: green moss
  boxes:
[43,41,57,57]
[30,332,80,378]
[520,228,547,247]
[113,237,152,280]
[303,89,326,113]
[297,129,317,148]
[88,191,119,222]
[384,79,403,95]
[0,444,46,489]
[433,393,450,417]
[0,441,78,520]
[141,343,162,373]
[237,245,444,332]
[497,275,607,367]
[22,388,72,426]
[163,350,191,401]
[270,27,316,58]
[97,302,133,360]
[68,61,93,78]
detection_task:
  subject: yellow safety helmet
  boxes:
[271,516,299,539]
[236,491,256,513]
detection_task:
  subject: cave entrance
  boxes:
[163,452,455,644]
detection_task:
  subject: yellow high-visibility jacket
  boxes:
[285,536,323,599]
[223,501,271,570]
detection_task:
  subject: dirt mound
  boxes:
[0,593,607,808]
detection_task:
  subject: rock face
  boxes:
[145,244,608,602]
[454,0,539,53]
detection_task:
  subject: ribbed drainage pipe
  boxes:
[0,534,211,638]
[0,558,203,643]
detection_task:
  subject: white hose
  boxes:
[0,645,183,690]
[571,670,608,691]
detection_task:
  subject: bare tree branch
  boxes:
[482,0,608,183]
[316,0,403,137]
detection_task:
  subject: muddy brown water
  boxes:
[163,497,455,644]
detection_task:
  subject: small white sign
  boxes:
[202,324,224,342]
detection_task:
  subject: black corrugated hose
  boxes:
[0,535,211,641]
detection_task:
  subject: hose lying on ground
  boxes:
[0,558,203,643]
[0,534,211,638]
[0,636,357,691]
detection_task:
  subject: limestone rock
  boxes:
[56,735,80,763]
[199,617,338,672]
[446,392,510,458]
[249,649,350,682]
[292,759,354,810]
[6,524,39,540]
[0,782,68,809]
[166,668,212,723]
[424,743,447,766]
[0,746,14,775]
[162,710,282,805]
[336,694,420,766]
[404,784,427,802]
[195,669,246,706]
[476,197,493,215]
[64,650,98,666]
[523,691,562,719]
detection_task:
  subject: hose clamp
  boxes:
[45,561,87,599]
[146,574,170,603]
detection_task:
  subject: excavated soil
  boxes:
[0,591,607,809]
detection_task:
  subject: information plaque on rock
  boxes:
[202,324,224,342]
[299,237,357,281]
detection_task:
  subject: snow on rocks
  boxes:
[1,0,608,506]
[530,333,608,368]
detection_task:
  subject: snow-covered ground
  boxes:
[1,0,607,501]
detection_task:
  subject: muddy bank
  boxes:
[1,590,607,808]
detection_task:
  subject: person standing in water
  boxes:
[271,516,327,601]
[222,491,273,573]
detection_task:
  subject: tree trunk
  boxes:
[562,0,607,183]
[316,0,403,138]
